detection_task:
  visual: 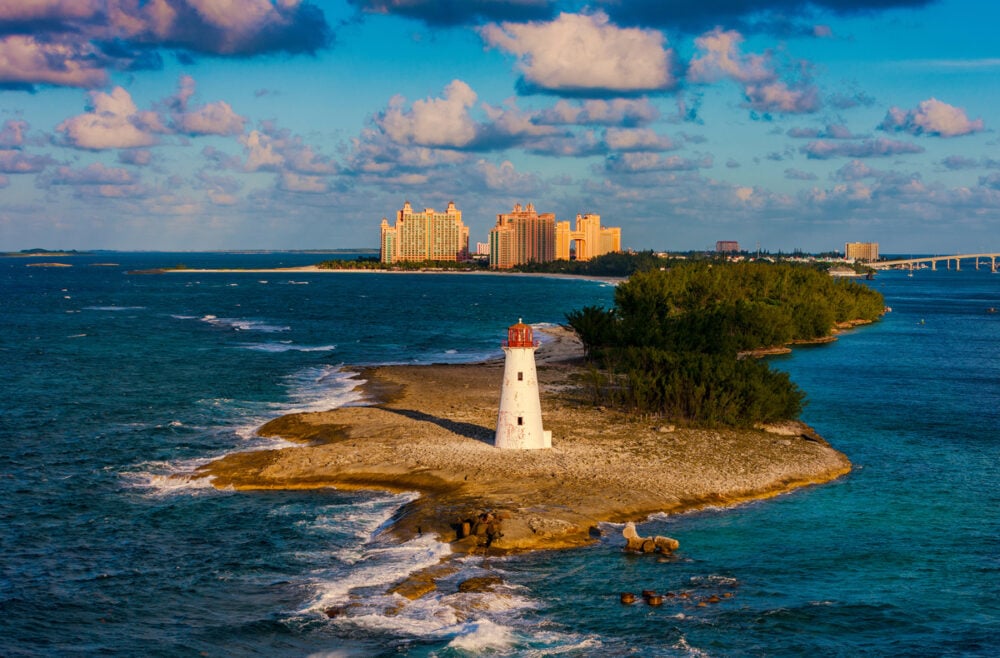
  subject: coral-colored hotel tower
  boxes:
[379,200,621,268]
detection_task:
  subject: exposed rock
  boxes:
[458,576,503,593]
[655,536,680,552]
[388,576,437,601]
[528,516,577,537]
[622,521,678,555]
[387,563,457,601]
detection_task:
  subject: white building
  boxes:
[495,320,551,449]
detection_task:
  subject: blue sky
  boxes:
[0,0,997,253]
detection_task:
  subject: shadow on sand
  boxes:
[382,407,495,445]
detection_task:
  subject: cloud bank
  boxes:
[0,0,331,89]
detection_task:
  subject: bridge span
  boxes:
[870,253,1000,272]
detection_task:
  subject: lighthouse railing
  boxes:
[501,339,540,348]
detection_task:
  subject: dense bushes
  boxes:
[615,349,806,426]
[514,251,668,277]
[566,262,884,426]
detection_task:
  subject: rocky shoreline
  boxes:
[197,326,852,562]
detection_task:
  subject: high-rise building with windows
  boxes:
[715,240,740,253]
[379,201,469,263]
[844,241,879,262]
[554,213,622,261]
[489,203,556,269]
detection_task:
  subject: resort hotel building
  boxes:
[377,200,623,269]
[489,203,622,269]
[556,213,622,262]
[379,201,470,263]
[488,203,557,269]
[844,241,879,262]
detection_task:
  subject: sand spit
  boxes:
[199,326,851,555]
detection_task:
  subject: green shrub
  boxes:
[566,261,882,426]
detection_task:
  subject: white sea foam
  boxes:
[237,342,337,353]
[672,635,711,657]
[83,305,146,311]
[302,533,452,614]
[305,493,420,562]
[516,635,604,656]
[307,544,557,650]
[335,589,587,654]
[122,457,220,497]
[277,365,366,415]
[445,619,515,652]
[199,314,291,333]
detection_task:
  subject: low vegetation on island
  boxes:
[315,256,484,271]
[315,250,876,279]
[567,262,885,427]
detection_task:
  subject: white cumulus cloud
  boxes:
[879,98,985,137]
[378,80,479,148]
[535,99,659,126]
[688,27,819,115]
[604,128,675,152]
[56,87,167,150]
[0,35,107,88]
[169,75,247,136]
[688,29,771,84]
[480,12,675,94]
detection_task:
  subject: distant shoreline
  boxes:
[156,265,625,284]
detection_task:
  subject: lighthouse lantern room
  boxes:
[495,319,552,449]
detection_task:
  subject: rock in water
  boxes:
[458,576,503,593]
[654,536,679,552]
[622,521,679,554]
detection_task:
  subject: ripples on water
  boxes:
[2,253,998,656]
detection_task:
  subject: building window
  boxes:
[517,417,523,426]
[517,372,523,381]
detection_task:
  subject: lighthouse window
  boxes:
[517,372,523,381]
[517,417,523,425]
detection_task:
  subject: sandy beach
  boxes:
[199,326,852,558]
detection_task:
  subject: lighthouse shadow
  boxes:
[382,407,494,445]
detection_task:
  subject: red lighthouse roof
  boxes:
[504,318,538,348]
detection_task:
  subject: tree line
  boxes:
[315,257,487,271]
[566,262,885,427]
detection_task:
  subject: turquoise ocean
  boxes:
[2,252,998,656]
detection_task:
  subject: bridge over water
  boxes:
[870,253,1000,272]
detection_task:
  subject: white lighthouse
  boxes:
[495,319,551,449]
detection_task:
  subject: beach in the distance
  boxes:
[160,264,626,285]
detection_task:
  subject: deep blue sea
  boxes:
[2,253,998,657]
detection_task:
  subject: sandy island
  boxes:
[199,326,851,563]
